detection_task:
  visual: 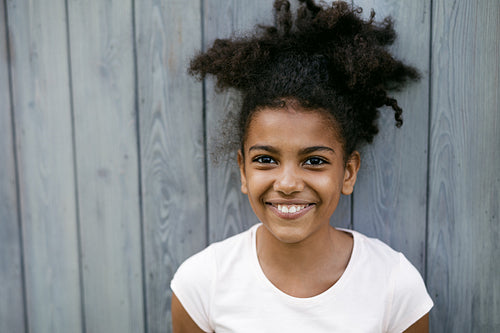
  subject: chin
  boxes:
[263,222,312,245]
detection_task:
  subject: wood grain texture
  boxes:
[331,194,351,229]
[204,0,274,242]
[135,0,206,332]
[0,1,26,331]
[427,1,500,331]
[351,0,430,274]
[2,1,499,331]
[67,0,144,332]
[6,0,83,332]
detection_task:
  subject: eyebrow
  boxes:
[248,145,279,154]
[300,146,336,155]
[248,145,335,155]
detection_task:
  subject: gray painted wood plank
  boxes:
[0,1,26,331]
[332,194,351,229]
[135,0,206,332]
[67,0,144,332]
[351,0,431,274]
[6,0,83,332]
[204,0,274,242]
[204,0,352,242]
[323,2,351,231]
[427,1,500,331]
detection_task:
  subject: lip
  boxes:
[266,199,313,205]
[266,202,315,220]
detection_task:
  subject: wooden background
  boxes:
[0,0,498,332]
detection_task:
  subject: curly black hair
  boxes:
[190,0,419,161]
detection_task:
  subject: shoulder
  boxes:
[170,224,258,332]
[348,229,431,297]
[347,229,402,269]
[345,230,433,332]
[169,240,218,331]
[172,224,256,286]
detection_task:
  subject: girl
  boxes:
[171,1,433,332]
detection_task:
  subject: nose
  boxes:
[273,165,304,195]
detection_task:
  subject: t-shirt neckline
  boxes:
[249,223,359,305]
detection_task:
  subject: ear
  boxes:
[341,151,361,195]
[237,150,248,194]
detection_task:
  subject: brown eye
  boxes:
[254,156,276,164]
[304,157,326,166]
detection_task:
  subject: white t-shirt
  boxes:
[171,224,433,333]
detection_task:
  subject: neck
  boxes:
[256,224,353,298]
[257,224,336,272]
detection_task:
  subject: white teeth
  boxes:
[276,204,307,214]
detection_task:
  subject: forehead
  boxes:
[245,107,341,149]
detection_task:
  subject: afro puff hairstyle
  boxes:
[189,0,420,160]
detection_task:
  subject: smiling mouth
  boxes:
[276,204,307,213]
[266,202,315,216]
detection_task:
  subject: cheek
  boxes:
[317,174,341,186]
[245,170,274,195]
[312,171,345,198]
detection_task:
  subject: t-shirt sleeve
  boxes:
[170,246,216,333]
[386,253,434,333]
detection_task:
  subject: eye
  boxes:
[304,157,327,166]
[253,155,276,164]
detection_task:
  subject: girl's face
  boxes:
[238,107,360,244]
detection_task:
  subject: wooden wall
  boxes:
[0,0,498,332]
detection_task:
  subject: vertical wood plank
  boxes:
[0,0,26,331]
[135,0,206,332]
[67,0,144,332]
[6,0,83,332]
[324,1,351,231]
[204,0,274,242]
[427,1,500,331]
[332,194,351,229]
[204,0,351,242]
[351,0,431,274]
